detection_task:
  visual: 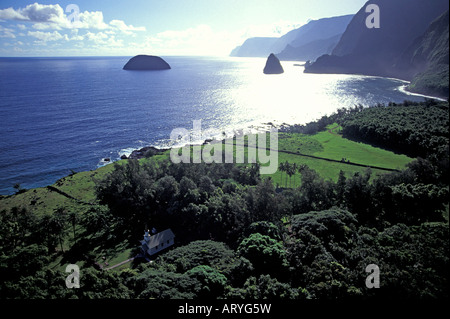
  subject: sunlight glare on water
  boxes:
[220,57,402,129]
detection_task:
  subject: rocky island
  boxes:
[123,55,171,70]
[263,53,284,74]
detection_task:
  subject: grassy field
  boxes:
[267,124,413,187]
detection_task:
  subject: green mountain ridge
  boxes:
[402,10,449,98]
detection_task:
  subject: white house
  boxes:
[140,228,175,256]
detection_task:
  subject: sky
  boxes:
[0,0,368,57]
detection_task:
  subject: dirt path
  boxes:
[103,256,136,270]
[327,125,341,135]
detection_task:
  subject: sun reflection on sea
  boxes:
[219,59,372,129]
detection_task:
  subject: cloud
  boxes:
[0,25,15,38]
[110,19,146,35]
[27,30,68,42]
[32,22,62,30]
[85,31,108,42]
[0,3,144,33]
[0,7,28,21]
[143,24,241,56]
[68,29,84,41]
[85,31,123,47]
[0,3,67,24]
[74,11,109,30]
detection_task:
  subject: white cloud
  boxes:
[73,11,109,30]
[68,29,84,41]
[17,24,27,30]
[27,30,68,42]
[0,7,28,21]
[0,3,144,33]
[0,25,16,38]
[85,31,108,42]
[142,24,242,56]
[85,31,123,47]
[110,19,146,35]
[0,3,67,25]
[32,22,62,30]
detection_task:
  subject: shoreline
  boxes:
[2,89,445,196]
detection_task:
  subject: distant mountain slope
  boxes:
[270,14,354,55]
[277,34,342,61]
[305,0,449,98]
[396,10,449,98]
[229,37,278,57]
[230,15,353,58]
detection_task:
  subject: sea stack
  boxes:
[263,53,284,74]
[123,55,171,70]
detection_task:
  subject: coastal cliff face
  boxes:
[396,10,449,98]
[230,37,278,57]
[123,55,171,70]
[304,0,449,95]
[276,34,342,62]
[263,53,284,74]
[304,0,449,98]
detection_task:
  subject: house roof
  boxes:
[142,228,175,249]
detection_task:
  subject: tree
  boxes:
[279,162,286,188]
[199,175,215,196]
[155,175,179,206]
[186,265,227,298]
[96,159,157,233]
[12,183,25,194]
[0,207,36,253]
[237,233,288,277]
[246,221,283,241]
[343,169,373,224]
[227,274,308,299]
[286,162,294,187]
[335,170,347,206]
[293,165,334,213]
[203,191,251,246]
[292,162,298,187]
[49,208,68,252]
[127,268,198,299]
[246,177,282,223]
[81,206,114,237]
[68,211,78,241]
[156,240,235,274]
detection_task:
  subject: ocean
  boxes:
[0,56,434,195]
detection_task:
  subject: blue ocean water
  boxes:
[0,56,432,195]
